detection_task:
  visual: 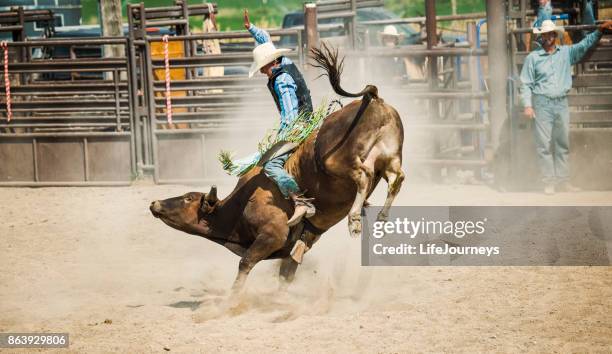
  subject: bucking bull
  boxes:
[150,45,404,291]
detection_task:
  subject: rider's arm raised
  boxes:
[244,9,271,45]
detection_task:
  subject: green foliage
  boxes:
[82,0,486,28]
[383,0,485,18]
[218,102,328,176]
[81,0,303,29]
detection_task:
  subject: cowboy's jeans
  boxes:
[535,0,553,27]
[582,0,596,25]
[532,95,570,184]
[536,0,595,26]
[263,151,300,197]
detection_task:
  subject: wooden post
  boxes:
[349,0,357,49]
[467,21,481,171]
[304,3,319,60]
[467,21,479,114]
[425,0,441,180]
[100,0,124,58]
[486,0,509,154]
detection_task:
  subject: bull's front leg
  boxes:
[278,231,322,290]
[231,227,287,294]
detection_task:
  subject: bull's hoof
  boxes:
[290,240,308,264]
[348,213,362,238]
[377,210,388,222]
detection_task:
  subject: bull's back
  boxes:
[285,98,403,232]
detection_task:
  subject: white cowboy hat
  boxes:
[248,42,291,78]
[533,19,564,36]
[380,25,401,37]
[378,25,405,45]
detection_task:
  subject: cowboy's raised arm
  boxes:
[244,9,271,45]
[568,20,612,65]
[568,28,602,64]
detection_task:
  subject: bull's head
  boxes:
[149,186,219,235]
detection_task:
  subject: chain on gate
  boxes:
[162,35,173,125]
[1,41,12,122]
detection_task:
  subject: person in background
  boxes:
[520,19,612,195]
[535,0,596,37]
[376,25,424,82]
[243,9,316,227]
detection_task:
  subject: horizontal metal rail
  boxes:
[10,90,128,96]
[0,122,130,128]
[361,12,487,25]
[153,108,274,118]
[511,23,609,34]
[408,158,488,166]
[3,38,127,46]
[0,115,130,121]
[144,29,301,42]
[317,0,383,13]
[319,11,355,20]
[0,132,131,137]
[568,93,612,106]
[150,53,298,67]
[570,111,612,124]
[129,3,217,20]
[0,182,131,187]
[514,46,612,64]
[346,46,487,57]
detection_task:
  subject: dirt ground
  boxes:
[1,182,611,353]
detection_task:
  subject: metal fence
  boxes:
[1,2,611,188]
[136,30,304,184]
[0,37,133,186]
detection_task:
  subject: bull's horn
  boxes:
[207,185,218,203]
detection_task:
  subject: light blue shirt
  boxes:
[520,29,602,107]
[248,24,299,134]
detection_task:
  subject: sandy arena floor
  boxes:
[1,183,611,353]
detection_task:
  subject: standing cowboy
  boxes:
[520,19,612,194]
[244,9,315,226]
[376,25,424,81]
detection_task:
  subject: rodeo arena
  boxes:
[1,0,612,352]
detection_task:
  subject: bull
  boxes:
[150,44,404,291]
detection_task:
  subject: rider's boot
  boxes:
[287,193,316,227]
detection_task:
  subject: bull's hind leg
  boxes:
[348,158,375,238]
[378,157,405,222]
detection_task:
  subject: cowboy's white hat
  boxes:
[533,19,564,36]
[380,25,401,37]
[378,25,404,45]
[249,42,291,78]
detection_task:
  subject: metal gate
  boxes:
[127,2,305,184]
[0,37,134,186]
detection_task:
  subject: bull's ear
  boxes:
[206,185,218,205]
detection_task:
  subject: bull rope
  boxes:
[162,35,173,124]
[326,99,343,116]
[1,41,12,122]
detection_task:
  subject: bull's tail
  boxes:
[310,42,378,100]
[309,43,379,174]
